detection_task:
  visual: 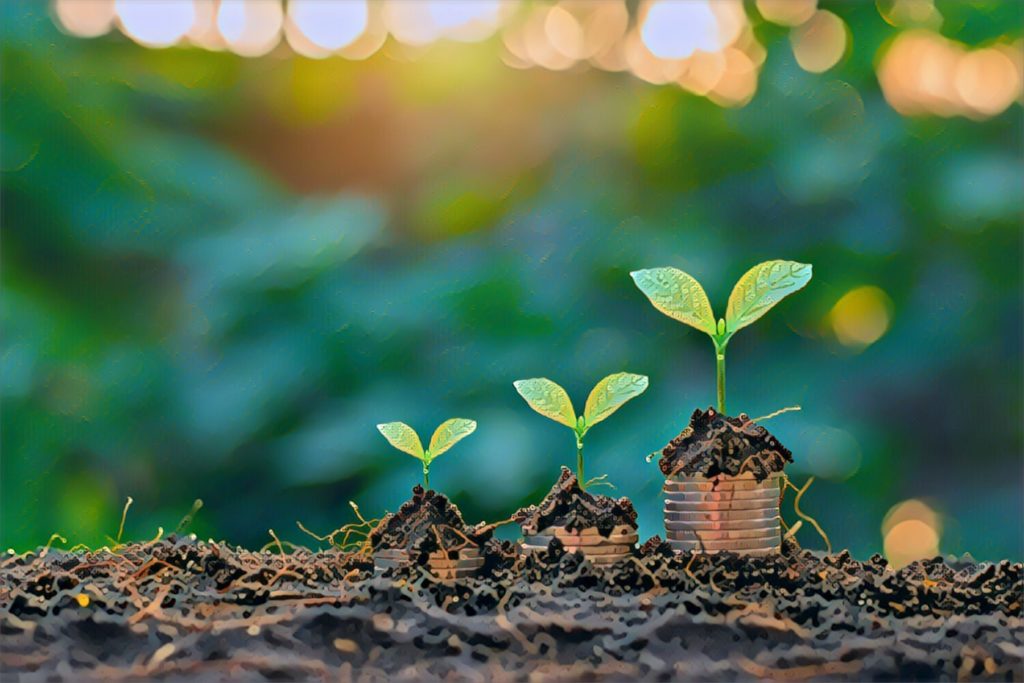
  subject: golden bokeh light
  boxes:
[954,47,1021,118]
[829,286,892,349]
[878,30,1022,119]
[882,499,942,569]
[756,0,817,27]
[581,1,629,62]
[544,5,585,61]
[115,0,196,48]
[876,0,941,29]
[53,0,115,38]
[217,0,283,58]
[287,0,367,53]
[383,0,502,47]
[187,0,225,51]
[640,0,720,60]
[707,48,758,107]
[790,10,847,73]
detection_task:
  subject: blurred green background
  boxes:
[2,0,1021,562]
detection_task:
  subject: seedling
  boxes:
[376,419,477,489]
[513,372,648,487]
[631,260,811,415]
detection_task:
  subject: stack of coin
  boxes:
[520,524,638,566]
[663,474,782,556]
[374,547,485,580]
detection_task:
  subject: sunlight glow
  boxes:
[53,0,115,38]
[384,0,502,46]
[883,499,942,569]
[115,0,196,48]
[640,0,720,60]
[829,286,891,349]
[218,0,283,57]
[756,0,817,27]
[791,10,847,73]
[288,0,367,52]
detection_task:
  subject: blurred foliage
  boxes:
[2,1,1021,560]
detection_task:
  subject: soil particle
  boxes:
[1,537,1020,681]
[512,467,638,537]
[367,486,492,556]
[660,407,793,481]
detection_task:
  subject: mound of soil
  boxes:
[1,536,1020,681]
[367,486,492,555]
[513,467,637,537]
[660,407,793,481]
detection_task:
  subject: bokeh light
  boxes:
[53,0,115,38]
[640,0,720,60]
[883,499,942,568]
[287,0,367,53]
[790,10,847,73]
[756,0,817,27]
[829,286,892,349]
[383,0,502,46]
[115,0,196,48]
[878,30,1023,120]
[217,0,283,58]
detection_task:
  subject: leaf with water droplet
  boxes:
[513,378,576,428]
[583,372,649,429]
[725,260,812,337]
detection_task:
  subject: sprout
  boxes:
[631,260,812,415]
[514,372,648,487]
[376,419,477,489]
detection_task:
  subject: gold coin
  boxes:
[665,517,779,531]
[664,499,780,512]
[664,488,781,502]
[666,527,781,541]
[664,509,778,522]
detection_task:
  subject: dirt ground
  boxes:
[1,536,1021,681]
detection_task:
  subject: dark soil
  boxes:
[1,536,1021,681]
[367,486,492,556]
[660,407,794,481]
[512,466,638,536]
[1,535,1021,681]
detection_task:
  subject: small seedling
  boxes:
[514,372,648,487]
[376,419,477,489]
[631,260,811,415]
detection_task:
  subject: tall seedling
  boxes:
[514,372,648,487]
[377,419,477,489]
[631,260,812,415]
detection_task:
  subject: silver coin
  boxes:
[665,517,779,531]
[523,534,638,548]
[663,509,780,522]
[666,537,779,550]
[663,488,781,502]
[663,480,780,493]
[669,545,779,556]
[664,499,780,512]
[666,527,781,541]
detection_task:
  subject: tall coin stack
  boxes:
[663,474,782,555]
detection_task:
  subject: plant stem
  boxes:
[423,465,430,490]
[576,438,585,488]
[715,342,727,415]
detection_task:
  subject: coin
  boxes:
[535,525,637,538]
[523,534,638,547]
[666,527,781,541]
[666,537,780,551]
[663,488,781,502]
[664,517,779,531]
[663,479,780,493]
[664,499,780,512]
[669,544,778,556]
[663,509,779,522]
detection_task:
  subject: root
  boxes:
[783,521,803,541]
[109,496,133,551]
[295,501,379,555]
[40,533,67,557]
[582,474,615,490]
[751,405,802,423]
[175,499,203,534]
[787,477,832,554]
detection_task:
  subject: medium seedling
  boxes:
[631,260,811,415]
[377,419,477,489]
[514,372,648,487]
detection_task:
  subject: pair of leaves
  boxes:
[377,418,476,463]
[513,372,648,436]
[631,260,812,345]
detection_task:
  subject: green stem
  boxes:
[576,438,585,488]
[423,464,430,490]
[715,342,727,415]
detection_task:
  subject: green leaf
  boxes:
[630,267,717,337]
[583,372,649,428]
[428,418,477,459]
[725,260,812,336]
[376,422,424,460]
[513,378,576,428]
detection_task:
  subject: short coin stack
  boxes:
[663,474,782,556]
[374,547,485,580]
[521,524,638,566]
